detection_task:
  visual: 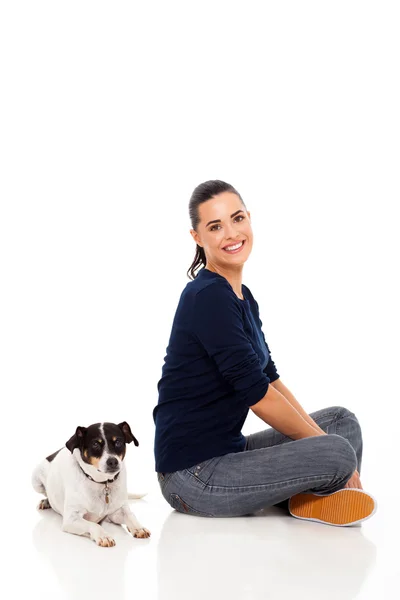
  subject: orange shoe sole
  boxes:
[288,488,377,526]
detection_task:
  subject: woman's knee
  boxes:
[328,405,362,433]
[326,433,357,476]
[311,433,356,477]
[328,405,356,420]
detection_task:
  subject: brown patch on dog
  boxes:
[84,449,88,458]
[112,436,117,442]
[89,456,100,468]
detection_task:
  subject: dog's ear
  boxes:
[65,426,87,453]
[118,421,139,446]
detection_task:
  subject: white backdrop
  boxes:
[1,0,399,518]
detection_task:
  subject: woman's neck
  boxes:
[204,264,244,300]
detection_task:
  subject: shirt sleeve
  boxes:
[250,293,280,383]
[263,338,280,382]
[191,282,270,408]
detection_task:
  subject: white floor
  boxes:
[7,464,397,600]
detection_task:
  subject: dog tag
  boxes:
[104,483,110,504]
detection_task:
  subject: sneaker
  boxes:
[288,488,377,526]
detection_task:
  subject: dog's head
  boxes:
[65,422,139,474]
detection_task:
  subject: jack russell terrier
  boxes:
[32,421,151,547]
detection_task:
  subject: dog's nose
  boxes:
[106,457,119,470]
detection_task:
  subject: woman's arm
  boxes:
[253,382,361,485]
[250,384,324,440]
[271,378,326,436]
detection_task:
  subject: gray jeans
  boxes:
[157,406,362,517]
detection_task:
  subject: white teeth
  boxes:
[224,241,243,251]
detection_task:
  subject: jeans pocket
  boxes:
[185,456,224,483]
[169,493,214,518]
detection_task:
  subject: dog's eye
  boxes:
[92,441,101,450]
[114,440,123,449]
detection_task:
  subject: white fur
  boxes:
[97,423,116,474]
[32,446,151,547]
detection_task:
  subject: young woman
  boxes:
[152,180,377,526]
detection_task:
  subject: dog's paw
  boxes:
[95,535,116,548]
[128,526,151,539]
[37,498,51,510]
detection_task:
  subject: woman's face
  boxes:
[190,192,253,268]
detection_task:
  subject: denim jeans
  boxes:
[156,406,363,517]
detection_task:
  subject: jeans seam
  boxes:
[316,411,342,435]
[204,473,333,493]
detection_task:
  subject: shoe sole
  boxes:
[288,488,377,527]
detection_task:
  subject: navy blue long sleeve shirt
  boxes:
[153,267,280,473]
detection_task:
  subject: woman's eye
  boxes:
[210,215,244,231]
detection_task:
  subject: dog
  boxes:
[32,421,151,547]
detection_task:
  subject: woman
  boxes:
[153,180,377,525]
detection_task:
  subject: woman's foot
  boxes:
[288,488,377,526]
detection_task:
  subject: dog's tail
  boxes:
[127,492,148,500]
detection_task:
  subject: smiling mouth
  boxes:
[222,240,245,253]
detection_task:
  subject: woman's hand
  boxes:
[344,469,363,490]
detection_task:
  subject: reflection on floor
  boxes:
[7,473,395,600]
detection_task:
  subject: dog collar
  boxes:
[78,464,120,503]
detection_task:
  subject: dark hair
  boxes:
[187,180,246,280]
